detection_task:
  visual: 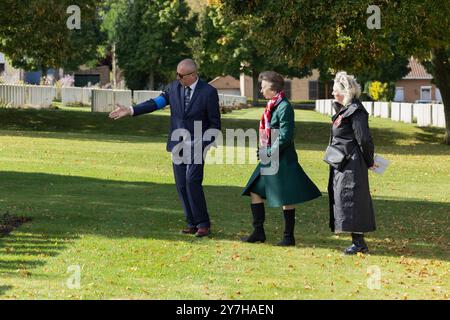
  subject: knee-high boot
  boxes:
[241,203,266,243]
[277,209,296,246]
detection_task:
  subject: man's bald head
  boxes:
[178,59,198,73]
[177,59,198,86]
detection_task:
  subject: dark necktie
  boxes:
[184,86,192,112]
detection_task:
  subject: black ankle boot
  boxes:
[241,203,266,243]
[344,233,369,255]
[277,209,296,246]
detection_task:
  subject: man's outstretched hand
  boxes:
[109,104,132,120]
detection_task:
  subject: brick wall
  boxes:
[240,69,320,100]
[395,79,439,102]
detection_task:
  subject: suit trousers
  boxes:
[172,162,210,228]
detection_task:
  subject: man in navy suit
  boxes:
[109,59,221,237]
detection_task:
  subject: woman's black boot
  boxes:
[277,209,296,246]
[344,233,369,255]
[241,203,266,243]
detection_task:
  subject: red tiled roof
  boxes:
[209,75,240,89]
[404,57,433,80]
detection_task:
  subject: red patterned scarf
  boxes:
[260,90,285,146]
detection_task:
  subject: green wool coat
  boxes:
[242,98,322,207]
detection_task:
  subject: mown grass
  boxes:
[0,106,448,300]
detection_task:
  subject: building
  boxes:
[209,70,333,101]
[394,58,442,103]
[208,75,241,96]
[0,52,24,83]
[74,65,110,87]
[0,53,4,74]
[0,52,110,87]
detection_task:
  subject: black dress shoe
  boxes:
[344,243,369,255]
[344,233,369,255]
[241,229,266,243]
[181,227,198,234]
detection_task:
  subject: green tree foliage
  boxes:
[191,5,241,80]
[113,0,198,90]
[99,0,128,46]
[0,0,103,73]
[194,3,311,105]
[223,0,450,143]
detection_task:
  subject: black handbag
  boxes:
[323,145,350,170]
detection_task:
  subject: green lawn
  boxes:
[0,105,448,300]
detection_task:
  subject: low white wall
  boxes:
[0,84,56,108]
[91,89,133,113]
[400,103,413,123]
[133,91,162,105]
[61,87,92,106]
[314,99,445,129]
[415,104,432,127]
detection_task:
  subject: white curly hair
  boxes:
[333,71,361,106]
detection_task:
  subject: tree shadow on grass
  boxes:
[414,126,446,144]
[215,191,450,260]
[0,170,448,276]
[289,195,450,259]
[0,108,447,155]
[0,233,76,277]
[0,286,13,295]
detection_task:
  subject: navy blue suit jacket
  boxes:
[133,79,221,152]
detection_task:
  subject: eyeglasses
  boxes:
[177,71,195,79]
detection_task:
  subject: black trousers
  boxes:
[172,162,210,228]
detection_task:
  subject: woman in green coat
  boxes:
[241,71,322,246]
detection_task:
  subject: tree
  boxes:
[98,0,128,88]
[113,0,198,90]
[0,0,103,74]
[223,0,450,144]
[390,1,450,144]
[194,3,311,105]
[191,5,241,81]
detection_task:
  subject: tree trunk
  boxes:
[53,68,61,81]
[431,47,450,145]
[112,43,117,89]
[148,70,155,90]
[41,66,47,85]
[252,69,259,107]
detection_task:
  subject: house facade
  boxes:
[0,52,110,87]
[0,52,24,82]
[209,69,334,101]
[208,75,241,96]
[0,52,4,74]
[394,58,442,103]
[74,65,110,87]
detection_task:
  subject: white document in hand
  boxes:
[372,154,390,175]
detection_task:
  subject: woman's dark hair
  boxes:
[259,71,285,92]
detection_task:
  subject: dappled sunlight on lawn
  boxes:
[0,107,448,299]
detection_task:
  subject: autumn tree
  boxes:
[194,3,311,105]
[0,0,103,74]
[223,0,450,143]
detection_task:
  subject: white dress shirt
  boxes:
[185,77,199,99]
